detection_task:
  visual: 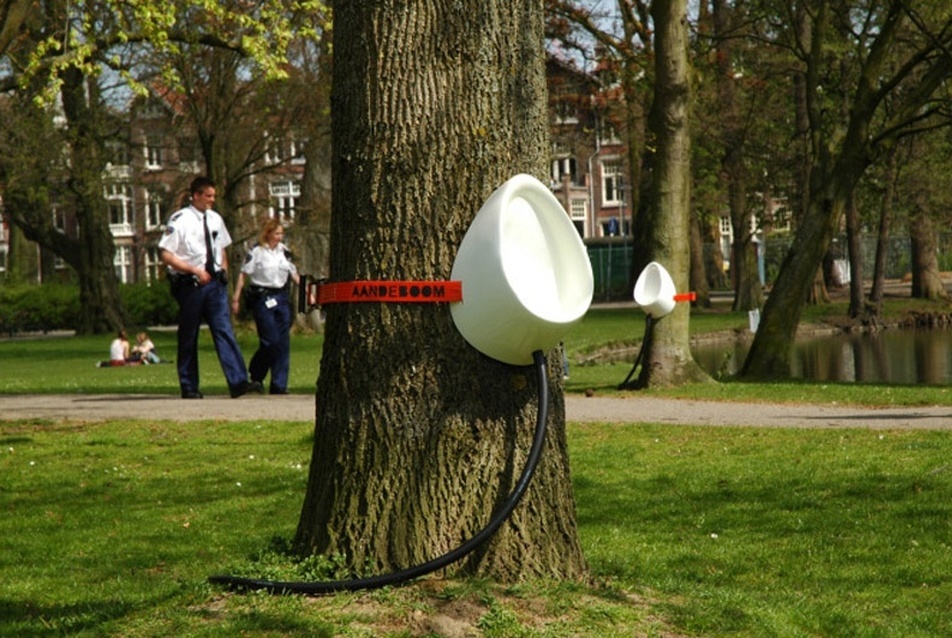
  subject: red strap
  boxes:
[673,292,696,302]
[316,280,463,305]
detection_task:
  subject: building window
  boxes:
[269,180,300,221]
[106,182,134,236]
[145,246,162,283]
[720,216,732,236]
[52,206,66,233]
[290,137,307,164]
[551,157,577,185]
[114,245,133,283]
[601,158,623,206]
[265,134,307,165]
[145,189,164,230]
[555,99,579,125]
[570,198,588,237]
[144,137,163,169]
[598,120,621,146]
[106,141,131,167]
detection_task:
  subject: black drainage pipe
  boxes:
[209,349,550,595]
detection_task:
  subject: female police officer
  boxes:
[158,176,261,399]
[231,218,301,395]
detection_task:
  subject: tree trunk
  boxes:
[713,0,762,313]
[869,145,898,309]
[60,67,125,334]
[295,0,587,582]
[741,175,849,378]
[689,216,711,308]
[910,210,947,300]
[629,0,708,388]
[701,214,728,289]
[844,188,865,317]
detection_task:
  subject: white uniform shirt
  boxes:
[157,205,232,273]
[241,242,297,288]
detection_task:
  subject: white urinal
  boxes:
[451,174,594,365]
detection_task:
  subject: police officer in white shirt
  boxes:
[158,176,261,399]
[231,218,300,395]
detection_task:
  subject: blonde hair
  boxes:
[258,218,284,246]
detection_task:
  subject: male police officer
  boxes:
[158,176,261,399]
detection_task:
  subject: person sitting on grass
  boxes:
[97,330,141,367]
[131,331,162,364]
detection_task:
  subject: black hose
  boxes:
[208,349,551,595]
[619,314,654,389]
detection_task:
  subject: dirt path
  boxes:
[1,393,950,429]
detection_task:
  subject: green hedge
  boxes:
[0,282,177,335]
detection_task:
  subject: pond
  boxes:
[691,328,952,385]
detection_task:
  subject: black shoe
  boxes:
[181,390,204,399]
[231,380,264,398]
[269,387,289,395]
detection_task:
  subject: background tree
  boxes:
[0,0,326,333]
[741,1,952,378]
[546,0,653,273]
[294,0,587,580]
[625,0,710,388]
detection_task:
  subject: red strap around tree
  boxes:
[316,280,463,305]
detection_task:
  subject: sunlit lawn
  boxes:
[3,300,952,634]
[3,417,952,636]
[0,327,323,396]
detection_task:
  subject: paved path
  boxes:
[1,393,950,429]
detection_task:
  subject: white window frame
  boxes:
[601,158,623,206]
[144,137,163,169]
[145,247,162,283]
[269,180,300,221]
[145,189,164,230]
[114,245,133,283]
[106,182,134,236]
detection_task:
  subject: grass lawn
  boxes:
[0,327,324,396]
[3,299,952,635]
[3,418,952,636]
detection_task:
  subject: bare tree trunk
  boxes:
[295,0,586,582]
[844,188,865,317]
[910,210,947,300]
[631,0,709,388]
[689,216,711,308]
[712,0,762,313]
[869,145,898,309]
[60,67,125,334]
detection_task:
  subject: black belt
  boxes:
[249,285,287,295]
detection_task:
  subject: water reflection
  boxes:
[692,329,952,385]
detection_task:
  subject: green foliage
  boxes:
[0,283,178,335]
[0,283,80,334]
[119,282,178,327]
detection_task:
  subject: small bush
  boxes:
[0,282,177,334]
[120,281,177,327]
[0,284,80,334]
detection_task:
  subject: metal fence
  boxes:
[587,233,927,302]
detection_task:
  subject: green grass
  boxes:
[3,298,952,634]
[0,327,323,395]
[4,418,952,635]
[3,297,951,406]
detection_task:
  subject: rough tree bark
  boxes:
[909,210,947,301]
[628,0,709,388]
[294,0,587,582]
